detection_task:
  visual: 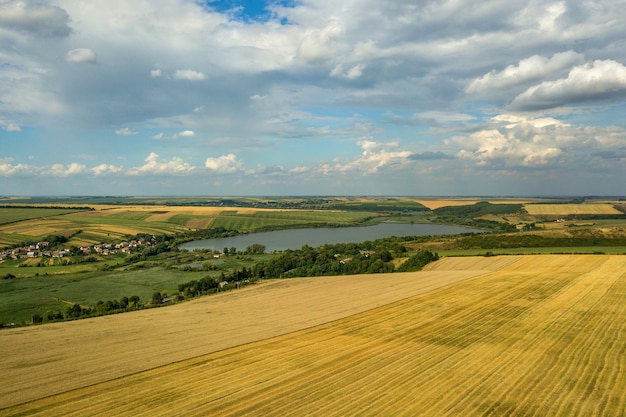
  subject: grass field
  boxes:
[0,208,84,225]
[1,254,624,416]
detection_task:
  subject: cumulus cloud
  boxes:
[0,158,31,176]
[178,130,195,137]
[115,127,138,136]
[0,1,71,37]
[1,120,21,132]
[328,140,412,175]
[43,163,87,177]
[205,153,244,173]
[466,51,585,93]
[509,60,626,111]
[92,164,124,176]
[297,23,343,62]
[173,69,206,81]
[448,114,626,170]
[152,130,195,141]
[2,1,626,195]
[127,152,195,175]
[64,48,96,63]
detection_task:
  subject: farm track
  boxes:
[2,255,625,416]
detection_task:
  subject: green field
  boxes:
[210,210,372,231]
[0,248,272,325]
[0,207,84,225]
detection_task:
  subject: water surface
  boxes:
[180,223,483,252]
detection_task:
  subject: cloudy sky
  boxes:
[1,0,626,196]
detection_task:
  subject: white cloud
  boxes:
[115,127,138,136]
[509,59,626,111]
[205,154,244,173]
[92,164,124,175]
[127,152,195,175]
[173,69,206,81]
[466,51,585,93]
[296,23,344,63]
[449,114,626,169]
[152,130,195,141]
[329,140,413,175]
[64,48,96,63]
[0,158,31,176]
[290,166,310,174]
[1,120,21,132]
[2,0,626,195]
[330,63,366,80]
[43,163,88,177]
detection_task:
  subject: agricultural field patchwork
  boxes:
[1,254,624,416]
[0,205,380,248]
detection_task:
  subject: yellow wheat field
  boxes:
[524,203,622,215]
[416,198,539,210]
[2,255,625,416]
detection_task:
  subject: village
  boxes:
[0,237,157,261]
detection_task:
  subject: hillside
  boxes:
[2,255,625,416]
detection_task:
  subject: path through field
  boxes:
[2,255,625,416]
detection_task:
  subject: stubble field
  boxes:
[1,254,625,416]
[524,203,622,216]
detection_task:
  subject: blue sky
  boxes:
[1,0,626,196]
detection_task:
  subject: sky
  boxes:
[1,0,626,197]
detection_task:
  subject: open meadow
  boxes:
[1,254,624,416]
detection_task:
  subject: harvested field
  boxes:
[185,217,213,229]
[144,212,176,222]
[525,203,622,215]
[416,199,538,210]
[0,259,502,409]
[2,255,625,416]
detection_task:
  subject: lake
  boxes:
[179,223,484,252]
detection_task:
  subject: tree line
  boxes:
[33,295,143,324]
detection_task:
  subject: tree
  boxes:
[120,296,129,308]
[151,292,162,305]
[129,295,140,308]
[246,243,266,254]
[66,303,83,318]
[31,314,43,324]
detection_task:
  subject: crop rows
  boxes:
[2,255,624,416]
[524,203,622,216]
